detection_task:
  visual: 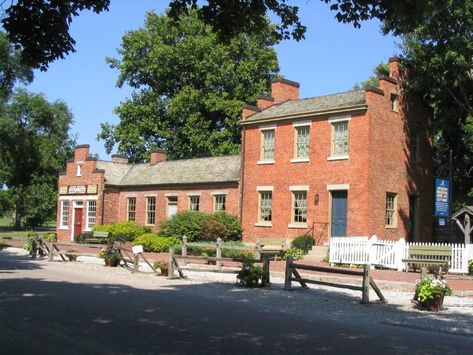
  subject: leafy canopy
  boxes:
[99,9,279,161]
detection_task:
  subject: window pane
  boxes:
[333,122,348,155]
[214,195,226,212]
[262,130,275,160]
[189,196,200,212]
[385,193,396,226]
[61,200,69,227]
[127,197,136,222]
[87,200,96,229]
[296,126,310,158]
[293,191,307,223]
[147,197,156,225]
[259,192,272,222]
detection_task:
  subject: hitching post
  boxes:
[133,254,139,273]
[49,240,54,261]
[284,256,293,290]
[361,264,370,304]
[261,254,270,287]
[182,235,187,266]
[168,248,175,278]
[216,237,222,270]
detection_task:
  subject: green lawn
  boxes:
[0,215,56,241]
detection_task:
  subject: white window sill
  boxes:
[385,225,398,229]
[257,160,275,165]
[255,222,272,227]
[327,155,349,161]
[288,223,307,229]
[290,158,309,163]
[59,226,69,230]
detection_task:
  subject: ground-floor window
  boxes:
[146,197,156,225]
[258,192,272,223]
[60,200,69,228]
[167,196,178,218]
[86,200,96,229]
[385,193,397,227]
[214,195,226,212]
[292,191,307,223]
[127,197,136,221]
[188,196,200,212]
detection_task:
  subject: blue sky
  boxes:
[28,0,399,160]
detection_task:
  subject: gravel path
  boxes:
[3,247,473,338]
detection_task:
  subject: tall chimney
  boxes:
[271,78,300,103]
[388,57,400,79]
[150,149,166,164]
[257,96,274,109]
[111,154,128,164]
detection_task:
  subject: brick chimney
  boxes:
[388,57,400,79]
[111,154,128,164]
[257,96,274,109]
[242,104,260,121]
[150,149,166,164]
[74,144,90,161]
[271,78,300,103]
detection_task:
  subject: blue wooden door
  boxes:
[331,191,347,237]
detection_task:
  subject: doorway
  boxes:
[73,207,83,239]
[331,190,348,238]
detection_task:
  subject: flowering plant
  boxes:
[98,243,121,261]
[415,275,452,302]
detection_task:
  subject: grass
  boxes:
[0,215,56,241]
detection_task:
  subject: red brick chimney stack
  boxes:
[150,149,167,164]
[270,78,300,103]
[111,154,128,164]
[388,57,401,79]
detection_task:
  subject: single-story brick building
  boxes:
[56,57,433,244]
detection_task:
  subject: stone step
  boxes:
[304,245,329,262]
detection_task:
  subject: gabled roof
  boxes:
[244,89,367,124]
[97,155,241,187]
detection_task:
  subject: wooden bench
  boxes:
[402,245,451,273]
[83,231,110,244]
[256,238,291,260]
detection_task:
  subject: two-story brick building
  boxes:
[240,58,433,244]
[56,147,240,242]
[57,58,433,244]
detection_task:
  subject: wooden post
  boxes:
[49,241,54,261]
[361,264,370,304]
[255,242,261,261]
[168,248,175,278]
[31,239,37,259]
[216,237,222,270]
[284,256,293,290]
[261,254,270,287]
[182,235,187,266]
[133,254,140,273]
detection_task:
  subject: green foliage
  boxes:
[133,233,181,253]
[99,9,278,161]
[353,62,389,89]
[23,232,40,253]
[236,260,264,287]
[291,235,315,254]
[0,189,12,218]
[43,233,56,242]
[415,275,452,302]
[469,260,473,276]
[76,231,92,243]
[98,243,121,261]
[283,247,304,261]
[221,241,254,259]
[93,221,145,242]
[159,211,242,242]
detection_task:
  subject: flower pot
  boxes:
[67,255,78,262]
[423,296,444,312]
[104,259,120,267]
[160,267,169,276]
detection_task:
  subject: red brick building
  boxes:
[56,146,240,242]
[240,58,433,244]
[56,58,433,244]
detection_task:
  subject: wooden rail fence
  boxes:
[284,256,386,304]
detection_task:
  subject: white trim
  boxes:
[257,160,275,165]
[257,186,274,191]
[58,226,69,230]
[73,201,84,208]
[76,162,83,177]
[144,194,157,197]
[59,195,98,201]
[289,185,309,191]
[328,115,351,123]
[327,155,349,161]
[293,120,312,127]
[255,222,272,227]
[327,184,350,191]
[186,192,202,196]
[288,223,307,229]
[211,191,228,196]
[259,124,277,131]
[290,158,310,163]
[165,193,179,197]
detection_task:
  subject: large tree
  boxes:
[99,10,279,161]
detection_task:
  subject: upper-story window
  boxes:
[391,94,399,112]
[76,163,83,176]
[259,125,276,163]
[294,123,310,160]
[329,116,350,159]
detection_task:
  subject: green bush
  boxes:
[291,235,314,254]
[283,247,305,261]
[94,221,145,242]
[133,233,181,253]
[469,260,473,276]
[159,211,242,242]
[237,260,264,287]
[221,241,255,259]
[43,233,56,242]
[76,231,93,243]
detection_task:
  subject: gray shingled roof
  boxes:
[246,89,367,122]
[97,155,241,187]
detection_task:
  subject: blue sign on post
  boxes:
[435,178,450,217]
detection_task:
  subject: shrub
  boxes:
[159,211,242,242]
[237,260,264,287]
[133,233,181,253]
[291,235,314,254]
[94,221,145,242]
[43,233,56,242]
[283,247,304,261]
[221,241,254,259]
[469,260,473,275]
[76,231,92,243]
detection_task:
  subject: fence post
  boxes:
[182,235,187,266]
[369,235,377,267]
[361,264,370,304]
[284,256,293,290]
[396,238,406,271]
[168,248,175,278]
[133,254,140,273]
[216,237,222,270]
[49,241,54,261]
[261,254,270,287]
[31,239,37,259]
[255,242,261,261]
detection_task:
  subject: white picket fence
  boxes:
[329,235,473,273]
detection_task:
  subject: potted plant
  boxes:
[66,250,78,262]
[153,261,169,276]
[415,274,452,311]
[98,243,121,267]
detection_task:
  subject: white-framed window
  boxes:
[188,196,200,212]
[294,125,310,159]
[60,200,70,228]
[127,197,136,222]
[258,192,272,223]
[86,200,96,230]
[331,120,349,157]
[146,197,156,225]
[167,196,178,218]
[386,193,397,228]
[391,93,399,112]
[261,128,275,161]
[292,191,307,224]
[76,163,83,176]
[214,195,226,212]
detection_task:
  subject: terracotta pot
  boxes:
[104,259,120,267]
[68,255,78,262]
[423,296,444,312]
[160,267,169,276]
